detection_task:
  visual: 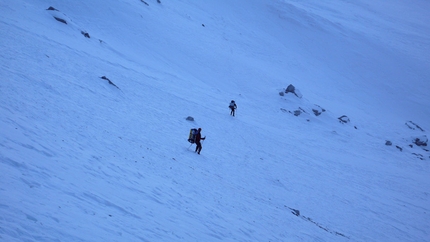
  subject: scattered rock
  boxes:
[413,136,428,147]
[186,116,194,121]
[279,91,284,96]
[412,153,424,160]
[312,109,320,116]
[385,141,392,146]
[338,115,350,124]
[405,121,425,132]
[396,145,403,151]
[285,84,302,97]
[285,84,295,93]
[291,209,300,216]
[293,110,301,116]
[100,76,120,89]
[46,6,58,11]
[312,105,326,116]
[53,16,67,24]
[285,206,348,238]
[81,31,90,38]
[293,108,306,116]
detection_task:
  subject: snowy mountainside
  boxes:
[1,0,429,241]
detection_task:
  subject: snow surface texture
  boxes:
[1,0,429,241]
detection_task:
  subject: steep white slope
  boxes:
[1,0,429,241]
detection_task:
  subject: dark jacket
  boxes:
[229,102,237,109]
[195,132,205,142]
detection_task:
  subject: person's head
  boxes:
[198,128,202,131]
[231,100,234,103]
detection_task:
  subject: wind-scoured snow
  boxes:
[1,0,429,241]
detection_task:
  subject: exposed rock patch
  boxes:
[338,115,350,124]
[101,76,120,89]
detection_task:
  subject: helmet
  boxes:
[231,100,234,102]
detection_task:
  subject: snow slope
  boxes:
[1,0,429,241]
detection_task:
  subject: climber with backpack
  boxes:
[229,100,237,116]
[187,128,206,154]
[194,128,205,154]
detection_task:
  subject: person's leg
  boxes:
[195,142,200,152]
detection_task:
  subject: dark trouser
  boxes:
[195,141,202,154]
[230,107,235,116]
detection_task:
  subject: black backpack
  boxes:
[229,101,236,108]
[188,128,198,143]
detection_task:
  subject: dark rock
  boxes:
[396,145,403,151]
[338,115,350,124]
[405,121,425,132]
[81,31,90,38]
[292,107,306,116]
[285,84,295,93]
[284,84,302,98]
[385,141,392,146]
[414,137,428,147]
[285,84,299,97]
[54,17,67,24]
[186,116,194,121]
[412,153,424,160]
[291,209,300,216]
[312,105,325,116]
[46,6,58,11]
[100,76,119,89]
